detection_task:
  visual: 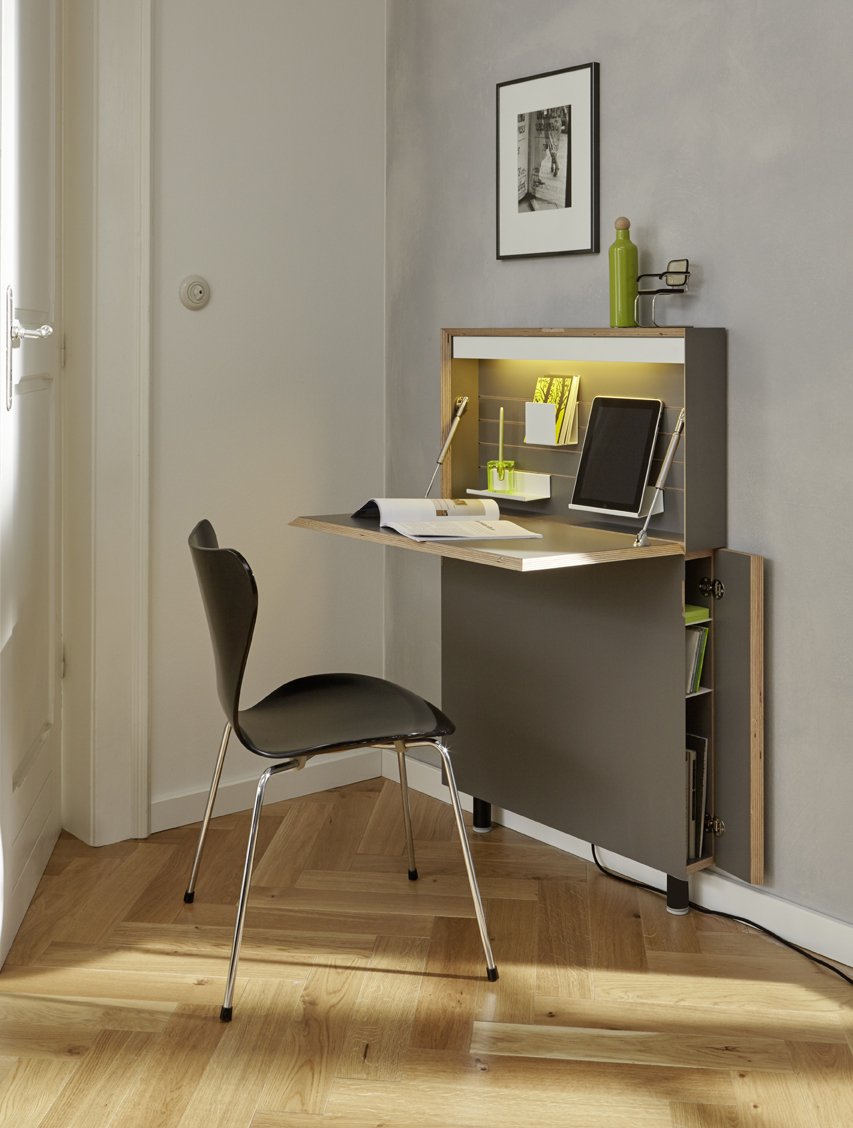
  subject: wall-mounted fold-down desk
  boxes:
[293,327,764,912]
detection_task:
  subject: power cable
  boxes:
[590,844,852,987]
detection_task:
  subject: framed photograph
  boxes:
[496,62,599,259]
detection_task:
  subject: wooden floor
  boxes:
[0,777,850,1127]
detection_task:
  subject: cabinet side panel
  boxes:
[684,329,727,551]
[713,549,764,883]
[442,555,687,875]
[443,357,479,497]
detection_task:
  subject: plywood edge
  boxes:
[750,554,765,884]
[441,326,688,338]
[291,515,684,572]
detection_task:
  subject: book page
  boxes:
[353,497,500,524]
[385,519,542,542]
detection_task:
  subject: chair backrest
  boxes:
[188,519,258,724]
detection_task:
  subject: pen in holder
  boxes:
[487,459,515,492]
[487,406,515,492]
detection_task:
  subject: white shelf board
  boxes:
[466,469,551,503]
[467,488,550,502]
[452,334,685,364]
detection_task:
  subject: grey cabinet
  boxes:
[439,328,764,885]
[293,328,765,886]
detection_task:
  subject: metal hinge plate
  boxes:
[699,577,726,600]
[705,813,726,837]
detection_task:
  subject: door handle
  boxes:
[11,321,53,344]
[6,285,53,410]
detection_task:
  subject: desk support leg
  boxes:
[473,798,492,834]
[666,875,690,915]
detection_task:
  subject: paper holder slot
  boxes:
[524,396,579,446]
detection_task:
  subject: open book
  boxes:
[352,497,542,542]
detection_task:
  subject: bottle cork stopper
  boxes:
[614,216,631,230]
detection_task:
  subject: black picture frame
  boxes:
[496,62,599,259]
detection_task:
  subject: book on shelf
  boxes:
[686,733,709,859]
[351,497,542,542]
[685,624,710,694]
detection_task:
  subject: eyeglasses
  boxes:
[635,259,691,326]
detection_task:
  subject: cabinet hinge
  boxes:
[59,644,66,680]
[60,332,66,369]
[699,577,725,600]
[704,813,726,837]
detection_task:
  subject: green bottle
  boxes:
[609,217,638,327]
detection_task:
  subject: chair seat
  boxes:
[237,672,454,757]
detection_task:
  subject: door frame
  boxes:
[60,0,151,844]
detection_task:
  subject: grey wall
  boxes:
[386,0,853,924]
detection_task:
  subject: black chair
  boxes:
[185,519,498,1020]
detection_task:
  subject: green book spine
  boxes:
[691,626,710,693]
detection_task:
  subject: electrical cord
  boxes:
[590,844,852,987]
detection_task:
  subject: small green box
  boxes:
[683,603,710,625]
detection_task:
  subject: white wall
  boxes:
[148,0,387,815]
[61,0,151,845]
[386,0,853,927]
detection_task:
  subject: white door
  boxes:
[0,0,61,963]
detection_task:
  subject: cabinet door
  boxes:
[712,549,764,883]
[442,554,687,876]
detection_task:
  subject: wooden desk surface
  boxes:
[291,513,684,572]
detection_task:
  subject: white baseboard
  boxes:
[149,747,382,833]
[381,750,853,972]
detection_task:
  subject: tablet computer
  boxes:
[569,396,663,518]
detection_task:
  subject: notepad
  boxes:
[683,604,709,625]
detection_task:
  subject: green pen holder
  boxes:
[487,459,516,493]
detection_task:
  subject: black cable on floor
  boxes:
[590,844,853,987]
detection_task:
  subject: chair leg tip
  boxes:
[486,966,499,982]
[219,1006,232,1022]
[408,868,418,881]
[183,891,195,904]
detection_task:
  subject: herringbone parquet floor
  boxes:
[0,776,850,1126]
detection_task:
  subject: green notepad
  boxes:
[683,603,709,625]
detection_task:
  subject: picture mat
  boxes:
[498,66,594,256]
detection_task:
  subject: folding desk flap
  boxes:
[712,549,764,884]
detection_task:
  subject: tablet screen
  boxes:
[570,397,663,517]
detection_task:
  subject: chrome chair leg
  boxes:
[434,741,498,981]
[184,722,232,903]
[220,759,300,1022]
[395,740,418,881]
